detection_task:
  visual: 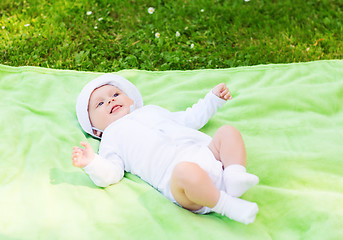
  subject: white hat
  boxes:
[76,73,143,138]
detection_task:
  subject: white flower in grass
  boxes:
[94,26,98,29]
[87,11,92,15]
[190,43,194,49]
[1,26,5,29]
[24,24,30,27]
[244,0,250,2]
[98,18,103,21]
[148,7,155,14]
[175,31,180,37]
[201,9,204,12]
[155,32,160,38]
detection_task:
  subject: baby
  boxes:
[72,74,259,224]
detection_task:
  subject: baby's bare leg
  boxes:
[208,125,259,197]
[170,161,258,224]
[208,125,246,167]
[170,162,220,210]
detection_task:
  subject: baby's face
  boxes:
[88,84,133,131]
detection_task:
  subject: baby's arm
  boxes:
[72,142,124,187]
[171,83,230,129]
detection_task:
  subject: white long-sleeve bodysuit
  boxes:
[83,91,226,207]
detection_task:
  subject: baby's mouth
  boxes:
[110,105,122,114]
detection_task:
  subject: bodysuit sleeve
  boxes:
[83,153,124,187]
[171,91,226,129]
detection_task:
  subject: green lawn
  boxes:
[0,0,342,71]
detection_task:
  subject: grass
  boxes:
[0,0,342,72]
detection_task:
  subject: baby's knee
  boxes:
[217,125,242,138]
[172,162,204,186]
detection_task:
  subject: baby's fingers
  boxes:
[72,147,83,167]
[217,86,232,101]
[220,87,229,97]
[224,92,232,100]
[72,146,82,157]
[80,141,95,159]
[80,142,93,152]
[72,157,82,167]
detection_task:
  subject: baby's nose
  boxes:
[108,98,115,104]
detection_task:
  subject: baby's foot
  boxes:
[212,191,258,224]
[224,168,259,197]
[226,196,259,225]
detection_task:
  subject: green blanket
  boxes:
[0,60,342,239]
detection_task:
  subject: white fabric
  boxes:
[83,91,226,206]
[83,154,124,187]
[211,191,258,225]
[223,166,259,197]
[225,164,246,173]
[76,73,143,138]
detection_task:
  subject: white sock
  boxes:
[212,191,258,225]
[223,164,259,197]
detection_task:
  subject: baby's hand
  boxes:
[72,142,95,168]
[212,83,232,101]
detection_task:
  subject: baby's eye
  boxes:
[97,102,104,107]
[113,93,119,97]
